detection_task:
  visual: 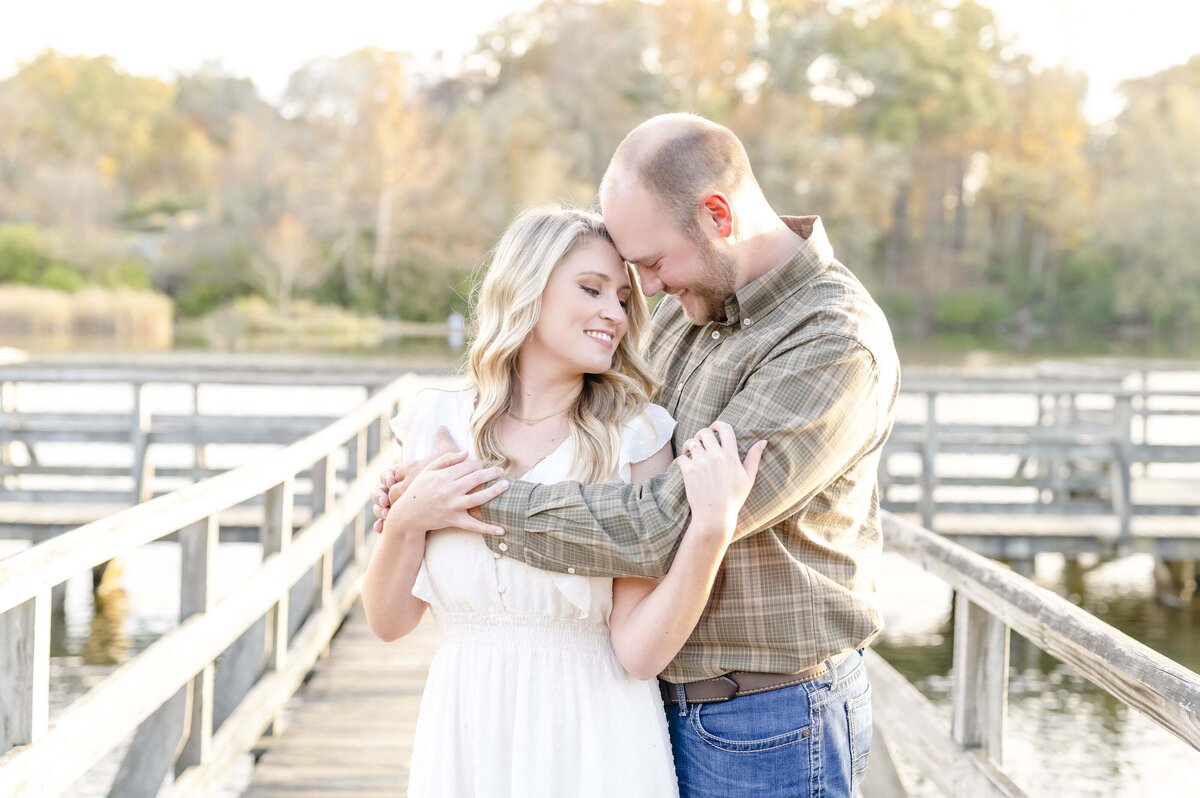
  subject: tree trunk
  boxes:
[884,184,910,292]
[371,184,396,287]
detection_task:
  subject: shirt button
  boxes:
[498,542,508,552]
[711,330,721,340]
[567,567,576,574]
[743,318,753,326]
[676,383,683,392]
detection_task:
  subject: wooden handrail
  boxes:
[0,373,423,797]
[0,375,413,615]
[871,511,1200,797]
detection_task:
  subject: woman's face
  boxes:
[523,237,632,377]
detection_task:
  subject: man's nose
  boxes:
[636,267,663,295]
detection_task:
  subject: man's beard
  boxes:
[681,236,737,325]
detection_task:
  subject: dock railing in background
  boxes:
[0,374,419,797]
[0,362,394,516]
[882,375,1200,554]
[865,512,1200,798]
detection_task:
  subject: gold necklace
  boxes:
[506,403,572,426]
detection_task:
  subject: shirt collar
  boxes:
[719,216,834,328]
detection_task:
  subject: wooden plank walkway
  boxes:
[242,603,441,798]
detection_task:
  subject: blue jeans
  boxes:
[665,651,872,798]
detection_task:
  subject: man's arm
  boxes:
[479,333,888,578]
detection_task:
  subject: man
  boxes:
[376,113,899,797]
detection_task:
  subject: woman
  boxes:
[361,206,765,797]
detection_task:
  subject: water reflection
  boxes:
[83,587,131,666]
[875,552,1200,797]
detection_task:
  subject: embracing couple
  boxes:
[362,113,900,797]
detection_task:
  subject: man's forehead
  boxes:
[602,183,663,257]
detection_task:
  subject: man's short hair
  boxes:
[606,115,757,242]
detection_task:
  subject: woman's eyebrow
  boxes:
[576,270,631,290]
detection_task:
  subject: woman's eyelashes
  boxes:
[579,284,628,308]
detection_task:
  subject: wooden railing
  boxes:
[881,375,1200,552]
[866,512,1200,798]
[0,374,421,797]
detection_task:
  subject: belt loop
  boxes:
[675,683,689,718]
[824,656,839,690]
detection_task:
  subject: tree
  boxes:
[252,214,320,313]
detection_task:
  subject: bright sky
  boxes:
[3,0,1198,122]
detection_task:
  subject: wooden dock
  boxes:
[243,606,440,798]
[2,363,1198,797]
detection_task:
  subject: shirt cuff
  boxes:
[480,479,534,553]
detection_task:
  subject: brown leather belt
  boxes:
[659,653,850,705]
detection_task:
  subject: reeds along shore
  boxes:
[0,285,172,349]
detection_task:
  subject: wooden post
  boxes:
[919,392,938,531]
[130,382,154,503]
[0,591,50,751]
[950,593,1009,764]
[310,456,336,613]
[262,478,294,735]
[1111,395,1134,555]
[107,516,218,797]
[349,429,369,567]
[192,382,208,480]
[0,380,15,493]
[178,515,217,772]
[1049,393,1069,502]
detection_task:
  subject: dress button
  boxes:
[497,585,507,594]
[498,542,508,552]
[492,552,501,559]
[711,330,720,340]
[567,567,576,574]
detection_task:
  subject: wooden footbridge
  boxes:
[1,361,1199,797]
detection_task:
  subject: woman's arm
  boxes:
[362,451,509,642]
[609,422,765,679]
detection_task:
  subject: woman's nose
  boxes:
[599,300,625,322]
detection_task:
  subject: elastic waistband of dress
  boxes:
[434,612,614,656]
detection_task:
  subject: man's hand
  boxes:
[373,426,501,535]
[382,451,509,538]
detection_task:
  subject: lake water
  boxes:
[6,358,1199,797]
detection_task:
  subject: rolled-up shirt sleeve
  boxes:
[480,333,884,578]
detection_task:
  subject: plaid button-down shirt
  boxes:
[480,216,900,682]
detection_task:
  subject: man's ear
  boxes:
[700,193,733,239]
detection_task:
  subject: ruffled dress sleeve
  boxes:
[616,403,677,484]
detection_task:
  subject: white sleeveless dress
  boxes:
[391,388,680,798]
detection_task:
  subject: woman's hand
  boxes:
[678,421,766,545]
[382,451,510,538]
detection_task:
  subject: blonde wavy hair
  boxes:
[467,205,658,483]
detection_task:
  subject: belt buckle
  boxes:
[711,674,739,701]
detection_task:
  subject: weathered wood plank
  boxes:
[951,593,1009,763]
[0,436,399,795]
[0,593,49,750]
[239,605,440,798]
[882,512,1200,751]
[866,649,1027,798]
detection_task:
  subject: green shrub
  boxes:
[95,259,152,290]
[1055,253,1116,330]
[0,225,84,289]
[934,288,1012,332]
